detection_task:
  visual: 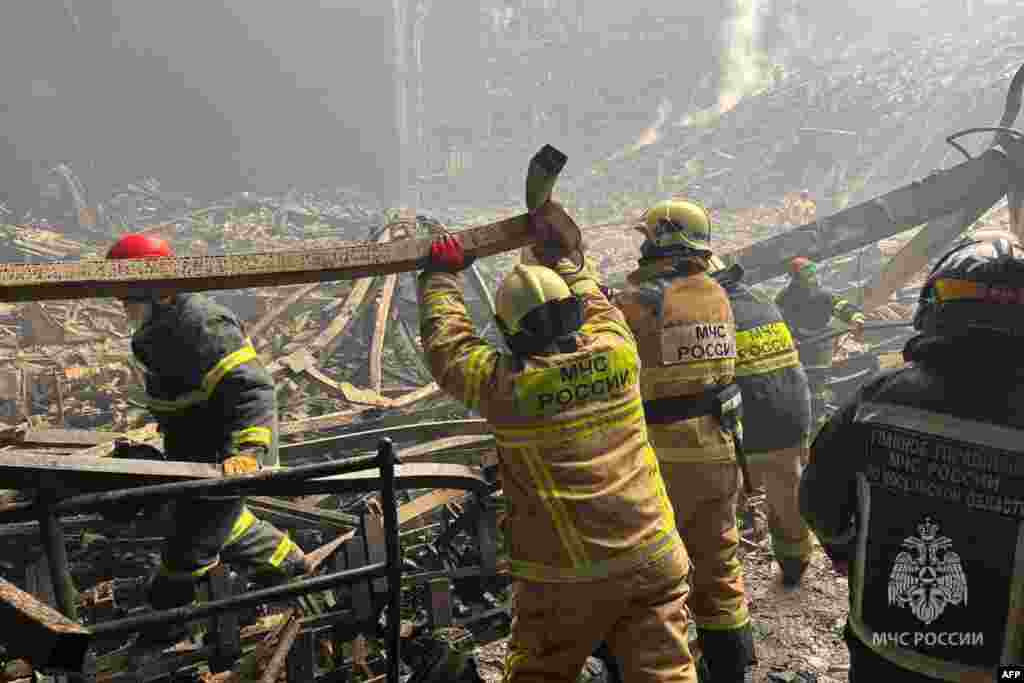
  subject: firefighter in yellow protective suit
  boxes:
[614,199,755,683]
[416,206,696,683]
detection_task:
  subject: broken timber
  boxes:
[731,149,1013,284]
[0,213,533,302]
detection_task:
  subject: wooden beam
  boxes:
[248,284,319,343]
[369,273,399,394]
[0,452,220,492]
[731,150,1011,284]
[0,214,531,302]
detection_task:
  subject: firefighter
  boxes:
[107,234,308,646]
[614,199,755,683]
[800,230,1024,682]
[708,254,815,587]
[795,189,817,225]
[775,256,865,429]
[416,205,696,683]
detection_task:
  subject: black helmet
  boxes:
[914,230,1024,337]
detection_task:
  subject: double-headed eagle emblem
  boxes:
[888,517,967,625]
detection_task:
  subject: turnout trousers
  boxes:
[147,497,307,610]
[660,461,749,632]
[504,545,697,683]
[746,443,815,564]
[660,461,755,681]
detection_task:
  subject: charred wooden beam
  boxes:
[732,149,1013,283]
[0,577,91,672]
[0,452,220,493]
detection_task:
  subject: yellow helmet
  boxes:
[636,199,712,252]
[495,263,573,335]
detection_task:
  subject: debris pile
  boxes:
[560,13,1024,224]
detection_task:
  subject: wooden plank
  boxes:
[861,201,993,311]
[369,273,398,394]
[309,275,375,361]
[0,452,220,492]
[247,283,319,341]
[0,212,533,302]
[399,489,466,526]
[731,150,1012,284]
[398,435,494,461]
[314,462,489,496]
[11,428,123,448]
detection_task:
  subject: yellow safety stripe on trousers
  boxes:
[503,652,527,683]
[518,447,589,568]
[695,610,750,631]
[268,533,298,568]
[509,528,681,582]
[230,426,272,449]
[146,339,258,413]
[461,346,497,412]
[494,397,645,448]
[223,506,258,548]
[771,534,815,560]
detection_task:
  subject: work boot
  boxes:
[780,557,811,587]
[699,624,755,683]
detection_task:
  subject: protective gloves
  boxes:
[223,451,261,476]
[423,234,474,274]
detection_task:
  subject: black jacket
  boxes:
[775,279,863,369]
[801,332,1024,679]
[714,265,811,453]
[132,293,278,466]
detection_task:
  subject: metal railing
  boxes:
[17,438,404,682]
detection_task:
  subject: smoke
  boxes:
[717,0,767,114]
[635,98,674,148]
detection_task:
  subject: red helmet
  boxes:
[107,234,174,260]
[789,256,814,275]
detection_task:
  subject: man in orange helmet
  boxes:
[106,233,308,648]
[776,256,865,429]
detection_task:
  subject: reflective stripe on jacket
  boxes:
[132,293,278,467]
[615,258,737,464]
[417,265,681,583]
[713,264,811,453]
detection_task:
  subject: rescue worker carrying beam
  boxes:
[775,256,866,429]
[614,199,755,683]
[107,234,308,647]
[416,204,696,683]
[708,255,816,587]
[800,230,1024,682]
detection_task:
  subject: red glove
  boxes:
[425,234,473,273]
